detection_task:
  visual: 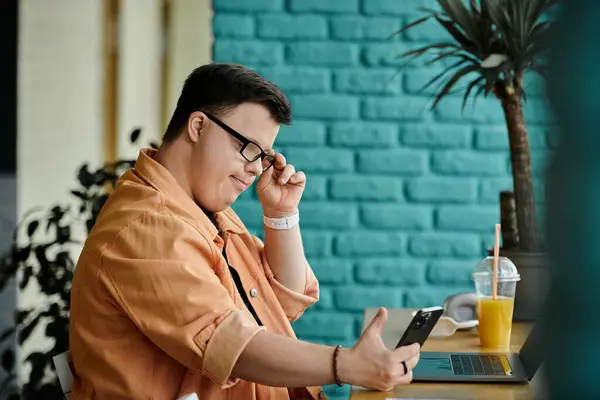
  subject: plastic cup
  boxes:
[472,256,520,350]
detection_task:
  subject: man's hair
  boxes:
[162,63,292,143]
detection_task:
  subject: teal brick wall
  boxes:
[213,0,553,396]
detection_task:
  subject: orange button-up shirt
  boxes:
[69,148,325,400]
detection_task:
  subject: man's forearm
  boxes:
[232,330,347,387]
[263,222,307,294]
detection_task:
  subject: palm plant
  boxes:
[395,0,559,252]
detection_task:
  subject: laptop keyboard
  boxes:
[450,355,508,376]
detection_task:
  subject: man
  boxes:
[69,63,420,399]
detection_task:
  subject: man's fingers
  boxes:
[394,342,420,361]
[405,352,420,371]
[289,171,306,185]
[278,164,296,184]
[274,153,286,169]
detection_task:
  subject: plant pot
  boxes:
[486,248,551,322]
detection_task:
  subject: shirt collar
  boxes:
[133,148,246,239]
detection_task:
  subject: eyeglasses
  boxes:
[203,112,275,172]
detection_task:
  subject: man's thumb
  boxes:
[365,307,387,336]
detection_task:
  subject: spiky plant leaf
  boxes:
[394,0,559,108]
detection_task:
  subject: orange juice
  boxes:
[477,296,514,349]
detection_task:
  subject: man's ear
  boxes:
[187,112,205,143]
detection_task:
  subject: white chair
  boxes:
[52,350,199,400]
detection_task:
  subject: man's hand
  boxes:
[257,153,305,218]
[338,307,421,391]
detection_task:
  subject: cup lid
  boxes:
[472,256,521,282]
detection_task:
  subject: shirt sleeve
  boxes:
[251,236,319,322]
[98,210,264,387]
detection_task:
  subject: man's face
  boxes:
[187,102,279,212]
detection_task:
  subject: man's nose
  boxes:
[246,157,263,176]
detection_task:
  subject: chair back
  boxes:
[51,350,199,400]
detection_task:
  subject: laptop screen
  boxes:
[518,311,547,380]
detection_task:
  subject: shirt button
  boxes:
[250,288,258,298]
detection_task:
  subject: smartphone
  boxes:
[395,306,444,348]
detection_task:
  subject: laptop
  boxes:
[412,315,545,383]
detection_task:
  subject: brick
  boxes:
[213,0,282,11]
[334,287,403,311]
[363,0,431,15]
[309,259,353,284]
[475,126,508,150]
[289,94,360,120]
[434,97,505,124]
[530,151,550,177]
[436,206,499,233]
[404,68,462,96]
[299,202,358,229]
[302,175,327,200]
[258,67,329,93]
[522,73,546,98]
[231,201,262,228]
[405,177,477,203]
[402,124,471,149]
[355,259,424,285]
[428,260,478,285]
[301,231,331,257]
[479,178,513,204]
[362,97,428,121]
[292,312,354,339]
[357,149,426,175]
[330,16,401,40]
[212,14,255,38]
[409,234,481,257]
[363,43,409,67]
[257,14,327,39]
[330,176,402,201]
[329,122,398,148]
[477,126,550,151]
[405,288,459,308]
[213,40,283,65]
[334,232,404,256]
[287,43,359,66]
[289,0,359,13]
[361,204,431,230]
[277,120,326,146]
[431,151,507,176]
[403,15,452,41]
[334,69,400,94]
[523,100,553,124]
[311,287,334,310]
[527,127,551,149]
[283,148,353,172]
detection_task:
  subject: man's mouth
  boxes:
[231,176,251,190]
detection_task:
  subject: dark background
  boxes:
[0,0,18,174]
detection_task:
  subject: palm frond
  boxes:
[462,76,486,111]
[432,64,481,109]
[392,0,559,110]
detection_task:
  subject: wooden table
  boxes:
[350,308,543,400]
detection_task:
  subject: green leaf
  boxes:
[431,64,481,110]
[434,16,478,56]
[390,15,433,38]
[462,76,486,111]
[396,42,458,60]
[421,58,474,93]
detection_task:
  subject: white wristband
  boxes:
[263,211,299,230]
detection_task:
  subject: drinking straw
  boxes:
[492,223,500,300]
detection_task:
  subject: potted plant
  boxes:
[394,0,559,321]
[0,130,152,399]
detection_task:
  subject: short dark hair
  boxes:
[162,63,292,143]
